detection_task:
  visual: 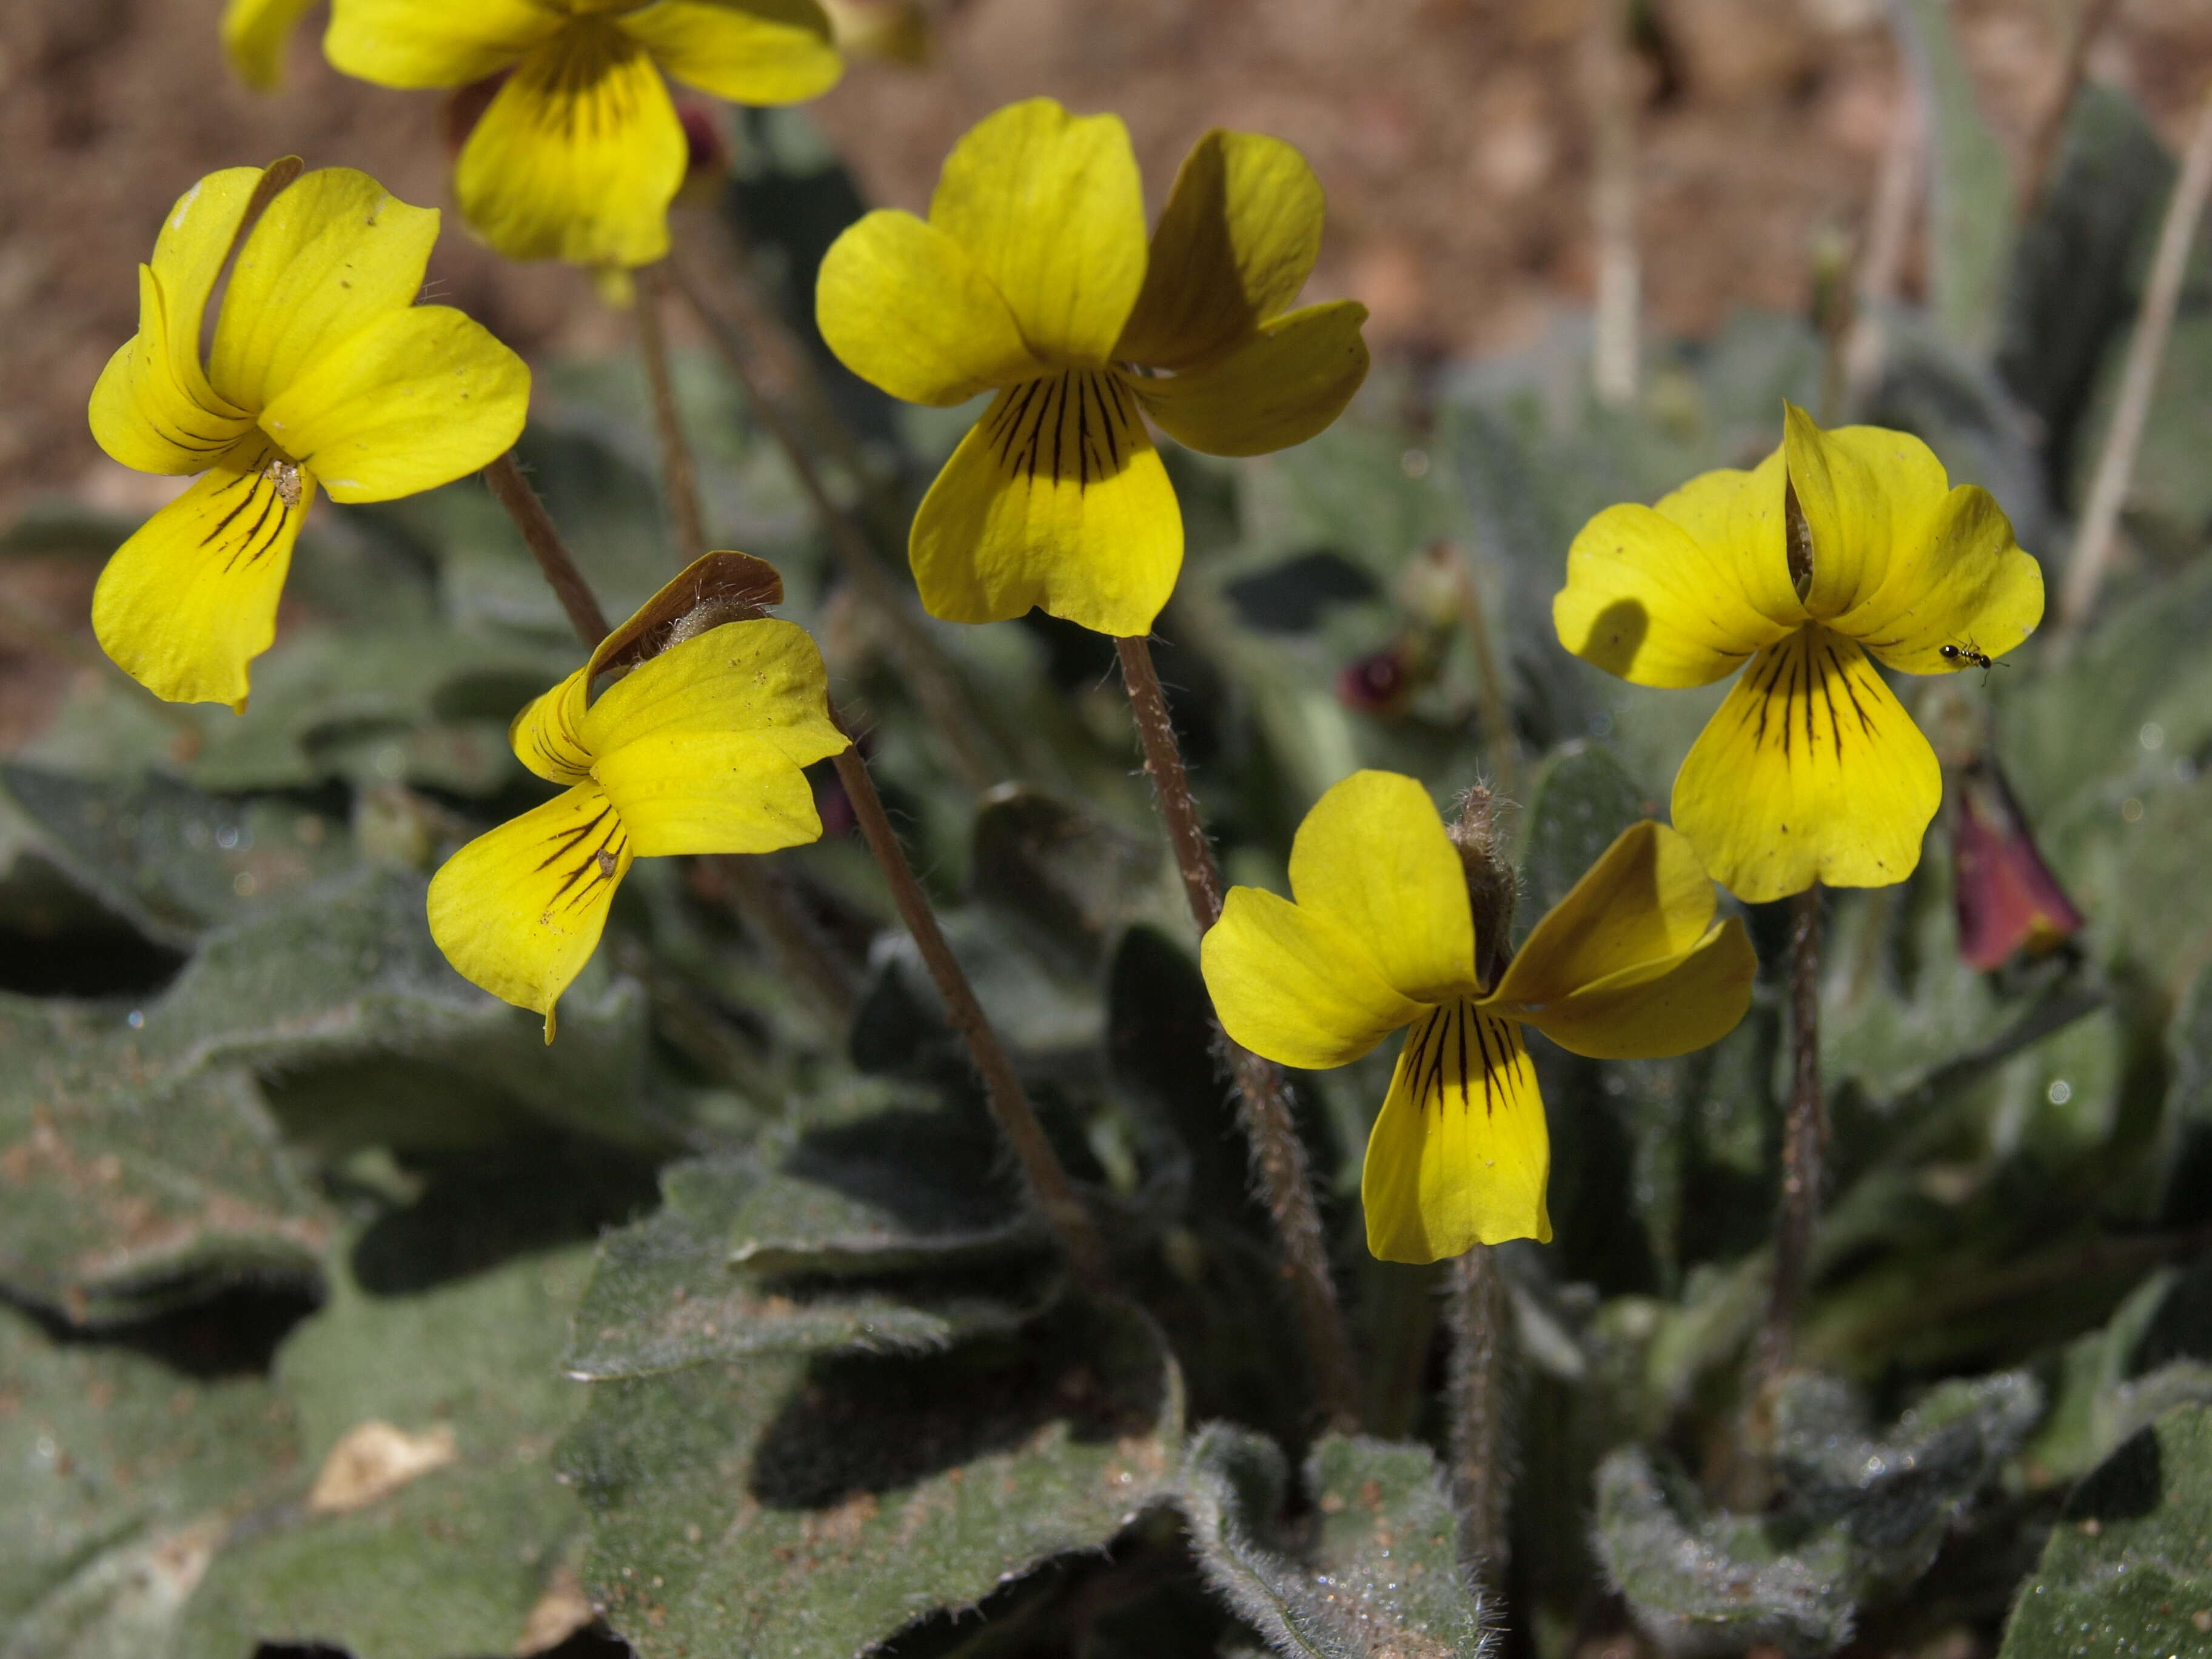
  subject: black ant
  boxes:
[1939,640,2006,685]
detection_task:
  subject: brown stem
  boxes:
[635,261,709,565]
[2020,0,2125,217]
[1760,884,1825,1379]
[1446,1244,1516,1592]
[1114,634,1362,1430]
[830,725,1114,1291]
[484,452,613,646]
[663,255,1005,793]
[2057,84,2212,643]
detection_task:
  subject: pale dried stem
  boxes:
[1446,546,1522,802]
[1585,0,1641,407]
[1114,634,1362,1430]
[2020,0,2126,218]
[663,255,1004,793]
[1841,86,1925,411]
[635,261,710,566]
[830,733,1114,1291]
[2056,84,2212,643]
[1760,885,1826,1382]
[1446,1244,1516,1592]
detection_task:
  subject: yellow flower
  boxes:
[324,0,842,270]
[427,553,848,1039]
[88,162,531,711]
[1201,771,1755,1264]
[1554,406,2045,903]
[221,0,319,89]
[816,98,1372,638]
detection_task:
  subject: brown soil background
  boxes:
[0,0,2208,737]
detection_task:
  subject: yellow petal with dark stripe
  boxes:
[452,21,687,269]
[1361,1000,1550,1263]
[426,781,635,1041]
[910,369,1180,637]
[1672,623,1940,902]
[90,440,312,710]
[89,267,256,477]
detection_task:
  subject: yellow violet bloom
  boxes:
[221,0,319,89]
[324,0,843,270]
[1554,406,2045,903]
[88,161,531,711]
[427,553,848,1039]
[816,98,1371,638]
[1201,771,1756,1264]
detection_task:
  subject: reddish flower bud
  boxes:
[1337,644,1413,716]
[1951,756,2085,970]
[673,102,732,208]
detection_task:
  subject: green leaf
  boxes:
[559,1295,1184,1659]
[0,765,353,948]
[133,867,655,1153]
[1595,1446,1855,1655]
[565,1154,1062,1379]
[2023,1262,2212,1488]
[1180,1424,1491,1659]
[970,788,1178,976]
[1999,1404,2212,1658]
[0,1302,298,1657]
[1895,0,2016,357]
[2159,965,2212,1226]
[0,1000,330,1322]
[1514,740,1652,925]
[172,1244,597,1659]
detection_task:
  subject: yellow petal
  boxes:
[90,440,312,711]
[1555,448,1802,688]
[583,620,847,856]
[1835,484,2045,674]
[1510,917,1757,1060]
[221,0,317,90]
[928,98,1146,366]
[1487,820,1715,1008]
[89,167,282,473]
[511,663,597,787]
[1130,301,1369,459]
[452,22,685,268]
[1286,770,1477,1004]
[258,306,531,503]
[816,210,1041,406]
[89,267,256,476]
[323,0,563,87]
[426,782,634,1041]
[1672,624,1940,902]
[1114,129,1325,368]
[209,169,441,414]
[1201,887,1422,1071]
[618,0,842,103]
[1783,404,1954,622]
[910,370,1181,636]
[1361,1000,1550,1263]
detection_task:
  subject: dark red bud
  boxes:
[1336,646,1413,716]
[1951,756,2085,971]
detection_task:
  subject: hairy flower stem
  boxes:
[635,261,710,565]
[663,255,1005,793]
[484,453,613,645]
[1761,884,1826,1380]
[1446,1244,1516,1592]
[1114,634,1362,1430]
[830,729,1116,1292]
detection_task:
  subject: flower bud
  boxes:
[1950,755,2084,971]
